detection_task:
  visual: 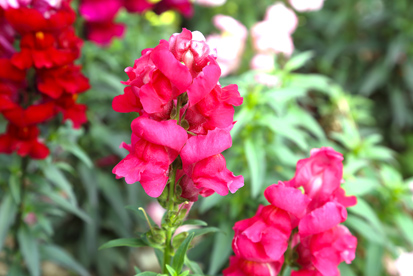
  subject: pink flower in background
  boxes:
[289,0,325,12]
[251,2,297,57]
[206,15,247,76]
[24,212,37,225]
[395,252,413,276]
[195,0,226,7]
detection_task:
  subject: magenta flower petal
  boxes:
[264,182,310,218]
[299,202,347,236]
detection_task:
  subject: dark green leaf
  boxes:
[40,244,90,276]
[99,237,148,250]
[181,219,207,227]
[208,222,232,275]
[9,174,20,204]
[172,233,194,273]
[18,226,40,276]
[0,194,17,252]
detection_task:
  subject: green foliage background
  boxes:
[1,0,413,275]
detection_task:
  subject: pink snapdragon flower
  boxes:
[113,28,244,200]
[195,0,226,7]
[395,252,413,276]
[251,2,297,57]
[206,15,247,76]
[289,0,325,12]
[224,255,284,276]
[224,148,357,275]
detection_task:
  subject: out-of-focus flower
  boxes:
[194,0,226,7]
[289,0,325,12]
[251,2,297,57]
[395,252,413,276]
[206,15,247,76]
[24,212,37,225]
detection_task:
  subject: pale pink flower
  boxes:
[195,0,226,7]
[250,53,275,71]
[24,212,37,226]
[251,2,297,57]
[206,15,247,76]
[289,0,325,12]
[395,252,413,276]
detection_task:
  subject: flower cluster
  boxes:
[224,147,357,276]
[79,0,194,46]
[112,28,244,200]
[0,0,90,159]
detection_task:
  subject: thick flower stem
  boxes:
[163,165,177,273]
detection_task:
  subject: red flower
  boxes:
[0,123,49,159]
[2,102,55,127]
[37,64,90,98]
[113,117,188,197]
[54,94,88,128]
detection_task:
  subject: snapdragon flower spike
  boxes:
[113,117,187,197]
[225,148,357,275]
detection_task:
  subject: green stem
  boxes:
[163,165,177,273]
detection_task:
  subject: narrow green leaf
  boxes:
[345,216,387,246]
[208,222,232,275]
[187,227,220,238]
[9,174,21,204]
[0,194,17,252]
[18,226,40,276]
[99,237,148,250]
[135,272,161,276]
[181,219,207,227]
[342,178,377,196]
[40,244,90,276]
[134,267,142,274]
[348,198,385,236]
[66,143,93,168]
[395,214,413,247]
[42,164,76,204]
[172,233,195,273]
[155,249,164,268]
[46,192,91,223]
[284,51,314,72]
[184,257,203,275]
[199,194,222,214]
[364,242,383,276]
[244,139,266,198]
[166,264,177,276]
[339,263,356,276]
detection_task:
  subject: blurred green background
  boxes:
[1,0,413,275]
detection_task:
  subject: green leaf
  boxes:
[46,192,91,223]
[184,257,203,275]
[99,237,148,250]
[134,267,142,274]
[339,263,356,276]
[199,194,223,214]
[42,164,76,204]
[187,227,220,238]
[181,219,207,227]
[172,233,195,273]
[155,249,164,268]
[208,222,232,275]
[244,139,266,198]
[18,226,40,276]
[166,264,177,276]
[395,214,413,247]
[364,242,383,276]
[135,272,161,276]
[284,51,314,72]
[348,198,385,236]
[178,270,189,276]
[345,216,387,246]
[0,194,17,252]
[9,174,21,204]
[40,244,90,276]
[342,178,377,196]
[65,143,93,168]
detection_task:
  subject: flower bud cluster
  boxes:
[79,0,194,46]
[0,0,90,159]
[224,147,357,276]
[112,28,244,200]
